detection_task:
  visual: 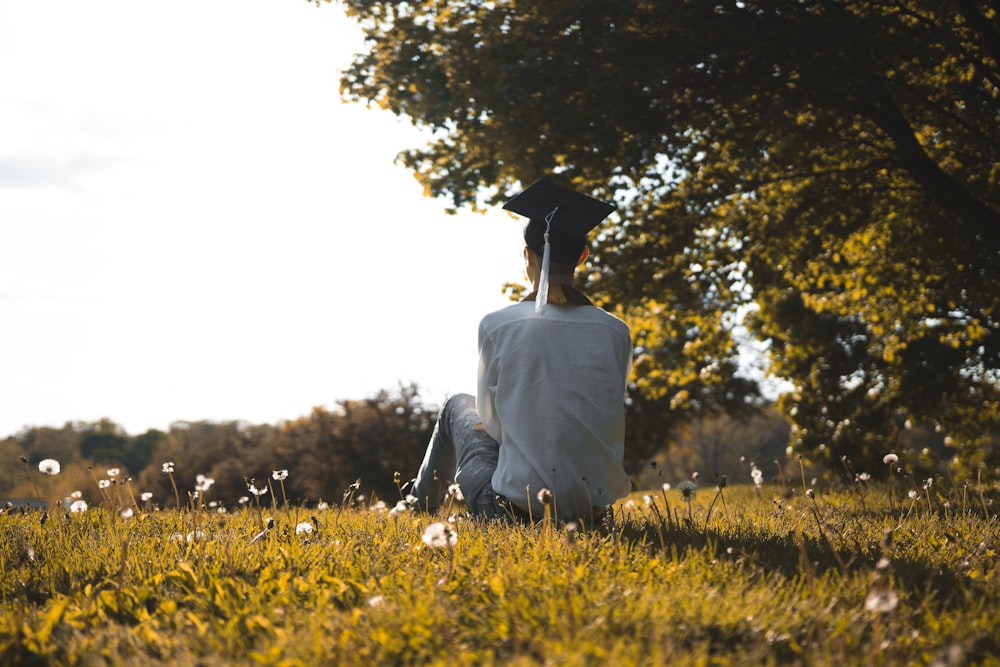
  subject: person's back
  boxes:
[406,178,632,524]
[478,300,631,521]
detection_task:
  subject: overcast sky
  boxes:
[0,0,528,438]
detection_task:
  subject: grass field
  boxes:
[2,463,999,666]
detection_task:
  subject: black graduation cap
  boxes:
[503,179,615,264]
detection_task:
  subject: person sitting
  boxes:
[406,179,632,524]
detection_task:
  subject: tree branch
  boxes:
[861,91,1000,246]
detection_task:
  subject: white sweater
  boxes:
[477,301,632,520]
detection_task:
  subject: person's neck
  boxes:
[531,273,574,290]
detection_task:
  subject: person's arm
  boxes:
[476,322,502,443]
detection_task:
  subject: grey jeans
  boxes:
[412,393,509,520]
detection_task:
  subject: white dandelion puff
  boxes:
[421,522,457,549]
[38,459,60,475]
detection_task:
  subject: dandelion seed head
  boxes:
[864,588,899,614]
[447,483,464,502]
[537,488,553,506]
[38,459,60,475]
[272,469,288,481]
[120,507,134,519]
[421,521,457,549]
[662,482,671,492]
[70,490,82,499]
[404,494,418,505]
[70,500,88,513]
[806,488,815,499]
[249,483,268,497]
[195,475,215,492]
[389,500,411,516]
[98,479,111,489]
[883,454,898,465]
[317,501,330,511]
[908,490,919,500]
[141,492,153,502]
[107,468,120,478]
[162,462,175,474]
[923,478,934,489]
[295,521,314,535]
[678,480,697,500]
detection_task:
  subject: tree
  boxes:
[326,0,1000,471]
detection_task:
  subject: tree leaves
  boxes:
[327,0,1000,468]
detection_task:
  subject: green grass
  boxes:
[1,481,999,666]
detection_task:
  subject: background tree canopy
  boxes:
[327,0,1000,474]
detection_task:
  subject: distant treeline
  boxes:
[1,385,435,509]
[6,384,965,509]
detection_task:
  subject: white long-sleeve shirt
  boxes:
[477,300,632,521]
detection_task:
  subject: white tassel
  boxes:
[536,206,558,314]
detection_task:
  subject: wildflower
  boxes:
[195,475,215,492]
[70,500,88,513]
[537,488,553,506]
[98,479,111,489]
[162,462,175,474]
[107,468,120,478]
[389,500,412,516]
[38,459,61,475]
[883,453,898,465]
[295,521,314,535]
[908,490,919,500]
[563,522,579,546]
[421,521,458,549]
[273,469,288,481]
[864,588,899,614]
[140,492,153,502]
[678,480,697,500]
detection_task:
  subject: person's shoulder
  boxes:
[581,305,631,332]
[478,301,534,335]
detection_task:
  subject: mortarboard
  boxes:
[503,179,615,312]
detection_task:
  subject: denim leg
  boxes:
[413,393,502,517]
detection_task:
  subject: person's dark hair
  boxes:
[524,221,587,265]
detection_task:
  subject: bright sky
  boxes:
[0,0,527,438]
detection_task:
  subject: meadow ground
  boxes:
[1,465,999,666]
